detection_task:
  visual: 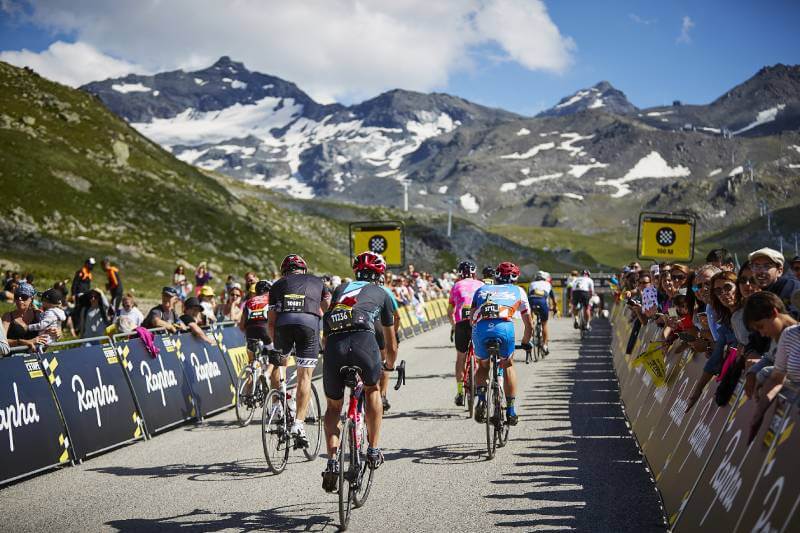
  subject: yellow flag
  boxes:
[633,341,667,386]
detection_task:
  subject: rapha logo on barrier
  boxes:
[700,430,744,524]
[687,399,714,460]
[72,368,119,427]
[667,376,690,428]
[0,382,41,452]
[140,358,178,407]
[190,349,222,394]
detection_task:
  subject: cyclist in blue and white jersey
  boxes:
[527,271,558,354]
[470,262,533,426]
[570,270,594,331]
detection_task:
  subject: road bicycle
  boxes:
[261,350,322,474]
[462,341,477,417]
[336,361,406,530]
[530,307,546,363]
[575,302,588,339]
[235,342,269,426]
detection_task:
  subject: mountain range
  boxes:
[82,59,800,239]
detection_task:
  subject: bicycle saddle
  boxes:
[340,366,363,388]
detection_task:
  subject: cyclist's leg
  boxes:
[281,324,319,423]
[348,331,383,448]
[496,322,518,421]
[322,334,347,458]
[472,321,493,390]
[582,293,591,327]
[453,321,471,401]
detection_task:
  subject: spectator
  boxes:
[116,294,144,333]
[198,285,217,324]
[242,271,258,301]
[731,262,762,346]
[706,248,736,272]
[179,297,215,344]
[71,257,95,302]
[78,289,111,339]
[2,272,20,302]
[693,264,723,342]
[790,256,800,281]
[173,265,190,300]
[142,286,185,334]
[1,283,48,351]
[194,262,213,295]
[748,248,800,318]
[101,258,123,312]
[218,284,243,322]
[0,318,9,356]
[20,288,66,346]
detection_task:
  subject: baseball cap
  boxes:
[748,247,784,267]
[790,255,800,265]
[161,286,179,297]
[42,288,64,304]
[87,257,96,266]
[200,285,215,297]
[183,297,203,310]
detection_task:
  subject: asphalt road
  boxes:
[1,317,666,532]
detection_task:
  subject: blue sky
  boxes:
[1,0,798,115]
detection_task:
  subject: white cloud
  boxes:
[3,0,575,101]
[676,15,695,44]
[628,13,655,25]
[0,41,142,87]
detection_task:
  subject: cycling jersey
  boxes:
[243,294,269,326]
[571,276,594,293]
[449,278,484,323]
[269,273,330,330]
[528,280,554,299]
[470,284,529,359]
[375,286,399,350]
[325,281,394,335]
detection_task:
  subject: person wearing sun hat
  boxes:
[748,247,800,319]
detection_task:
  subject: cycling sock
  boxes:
[476,386,486,402]
[457,382,463,395]
[507,396,516,408]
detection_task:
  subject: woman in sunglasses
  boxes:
[1,283,50,352]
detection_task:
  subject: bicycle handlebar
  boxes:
[386,360,406,391]
[514,343,533,354]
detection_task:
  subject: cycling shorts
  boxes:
[275,324,319,368]
[454,320,472,353]
[245,325,272,354]
[323,331,382,400]
[472,320,515,360]
[572,290,590,308]
[528,297,549,322]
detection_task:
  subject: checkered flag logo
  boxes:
[656,227,676,247]
[369,235,388,254]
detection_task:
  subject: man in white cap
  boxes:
[748,247,800,318]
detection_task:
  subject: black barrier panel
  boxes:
[733,391,800,532]
[42,344,143,460]
[117,337,196,434]
[166,333,235,418]
[0,355,71,485]
[658,374,735,522]
[674,386,780,531]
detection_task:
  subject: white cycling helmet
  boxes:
[535,270,547,281]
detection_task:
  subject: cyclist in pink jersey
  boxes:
[448,261,484,406]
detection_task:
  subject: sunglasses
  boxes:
[712,283,737,296]
[669,273,687,281]
[739,276,757,285]
[15,294,31,301]
[691,284,702,292]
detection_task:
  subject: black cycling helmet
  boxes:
[482,266,495,279]
[457,260,476,278]
[255,280,272,295]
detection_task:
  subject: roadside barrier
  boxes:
[0,298,450,486]
[610,305,800,531]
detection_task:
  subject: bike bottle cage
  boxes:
[340,365,363,388]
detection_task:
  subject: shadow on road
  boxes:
[106,503,336,532]
[89,457,300,482]
[384,408,464,422]
[384,441,486,465]
[483,319,666,531]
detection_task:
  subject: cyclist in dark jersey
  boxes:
[268,254,331,447]
[376,274,401,413]
[321,252,397,492]
[238,280,273,358]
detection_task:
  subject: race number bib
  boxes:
[481,303,500,319]
[326,306,370,332]
[283,294,306,312]
[460,304,472,321]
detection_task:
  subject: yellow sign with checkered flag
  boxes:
[638,212,695,262]
[350,221,405,267]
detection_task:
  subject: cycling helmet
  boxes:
[254,280,272,295]
[457,260,477,278]
[494,262,520,284]
[582,269,591,276]
[353,251,386,281]
[280,254,307,274]
[535,270,547,281]
[482,266,495,279]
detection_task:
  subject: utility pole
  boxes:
[794,233,799,255]
[779,236,784,255]
[447,205,453,238]
[402,181,409,212]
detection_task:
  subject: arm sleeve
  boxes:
[0,323,10,356]
[26,317,51,332]
[380,292,395,326]
[774,332,789,373]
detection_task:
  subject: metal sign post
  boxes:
[349,221,406,268]
[637,212,696,262]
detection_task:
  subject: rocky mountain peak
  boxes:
[537,81,638,118]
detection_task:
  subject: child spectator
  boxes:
[116,294,144,333]
[18,288,66,346]
[744,291,798,399]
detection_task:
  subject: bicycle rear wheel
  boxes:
[302,382,322,460]
[352,418,374,508]
[262,390,290,474]
[496,384,509,448]
[235,366,257,427]
[338,419,355,530]
[466,349,475,418]
[485,376,497,459]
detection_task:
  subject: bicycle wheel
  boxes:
[235,366,256,427]
[262,390,290,474]
[496,383,509,448]
[302,382,322,460]
[485,374,497,459]
[338,419,354,530]
[352,417,374,508]
[466,352,475,418]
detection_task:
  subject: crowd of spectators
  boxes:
[1,257,455,355]
[614,247,800,438]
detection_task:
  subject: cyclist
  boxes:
[471,262,533,426]
[482,266,495,285]
[565,270,578,316]
[268,254,331,447]
[238,280,274,368]
[377,273,401,413]
[322,252,397,491]
[447,260,483,406]
[527,270,558,354]
[571,270,594,331]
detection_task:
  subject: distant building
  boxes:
[672,100,682,106]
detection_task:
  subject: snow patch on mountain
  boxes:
[558,133,593,157]
[729,166,744,176]
[500,142,555,160]
[438,185,448,194]
[460,193,479,213]
[194,78,206,86]
[733,104,786,135]
[112,82,151,93]
[568,162,608,178]
[562,193,584,200]
[519,172,563,186]
[596,151,690,198]
[708,168,722,177]
[249,175,315,199]
[516,128,531,136]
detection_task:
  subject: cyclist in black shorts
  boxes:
[268,254,331,446]
[376,274,401,413]
[447,260,483,406]
[321,251,397,488]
